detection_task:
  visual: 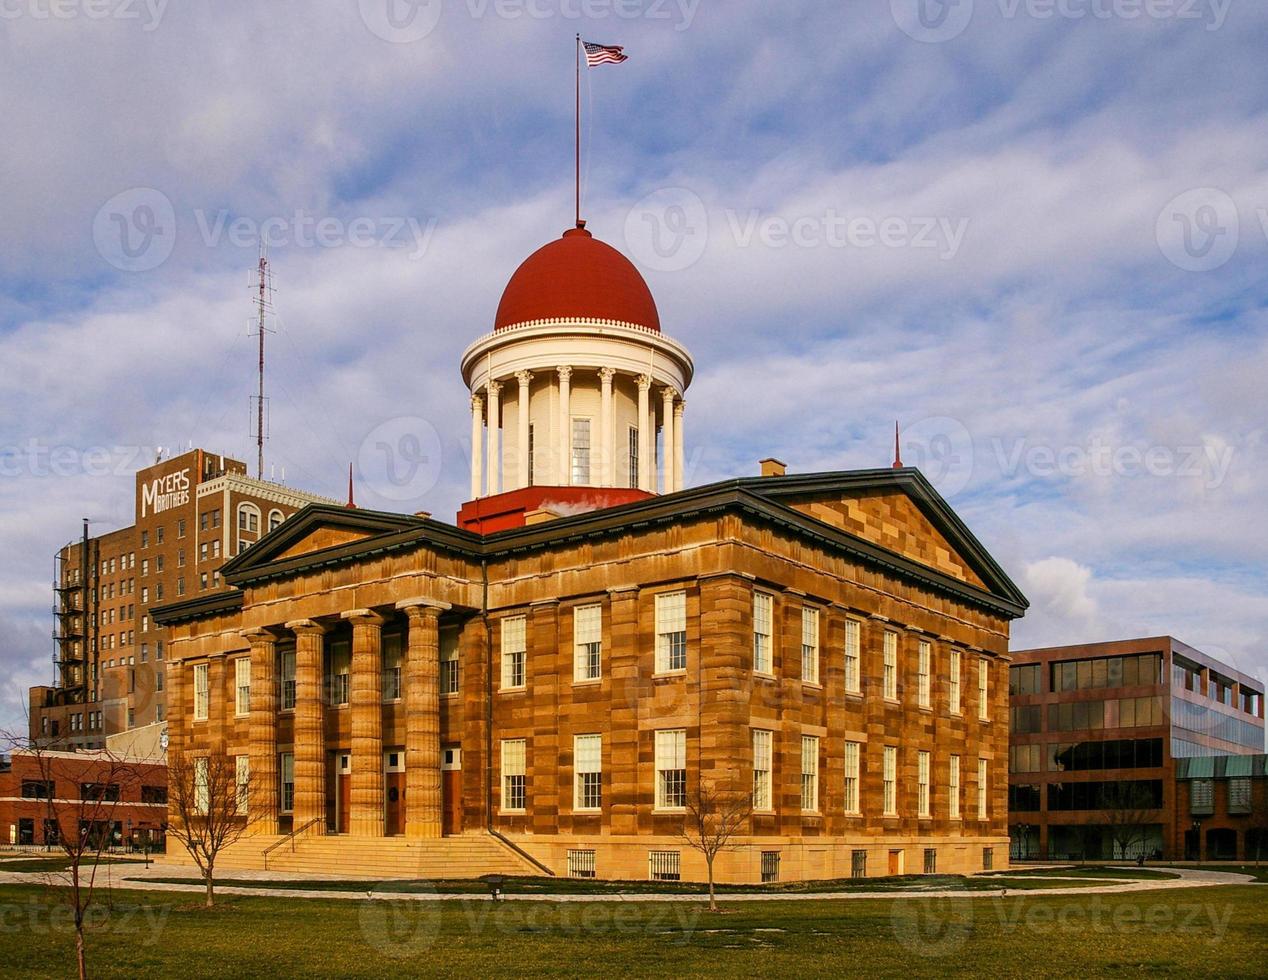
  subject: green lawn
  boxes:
[0,882,1263,978]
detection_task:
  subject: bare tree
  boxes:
[165,743,253,907]
[676,780,753,912]
[3,730,143,980]
[1099,783,1158,864]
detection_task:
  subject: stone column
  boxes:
[470,392,484,500]
[661,387,676,494]
[516,370,533,489]
[287,619,328,831]
[244,628,279,834]
[485,380,502,497]
[397,598,449,838]
[343,609,387,837]
[599,367,616,486]
[557,366,573,485]
[636,374,652,492]
[673,399,685,492]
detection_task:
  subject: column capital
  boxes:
[470,391,484,409]
[395,597,452,615]
[661,385,677,402]
[240,628,278,645]
[556,365,573,382]
[284,619,329,636]
[598,366,617,384]
[341,608,389,627]
[515,369,534,387]
[636,373,652,391]
[674,398,685,417]
[486,379,502,397]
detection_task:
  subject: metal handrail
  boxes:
[262,817,323,869]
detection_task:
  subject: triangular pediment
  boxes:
[219,504,425,582]
[744,469,1026,611]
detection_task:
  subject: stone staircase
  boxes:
[193,832,543,879]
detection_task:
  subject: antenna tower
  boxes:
[250,243,275,480]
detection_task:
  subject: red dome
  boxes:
[494,226,660,332]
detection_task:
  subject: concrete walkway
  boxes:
[0,864,1255,904]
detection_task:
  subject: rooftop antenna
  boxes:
[346,463,357,509]
[892,421,904,469]
[250,241,275,480]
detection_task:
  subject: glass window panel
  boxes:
[1122,656,1139,688]
[1107,657,1123,687]
[1092,658,1107,688]
[1076,661,1092,690]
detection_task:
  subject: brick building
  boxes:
[152,222,1029,883]
[1,749,168,850]
[1174,754,1268,861]
[30,450,334,748]
[1008,637,1265,860]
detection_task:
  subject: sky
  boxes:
[1,0,1266,736]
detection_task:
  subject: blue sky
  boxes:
[1,1,1267,734]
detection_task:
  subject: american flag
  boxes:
[584,41,628,67]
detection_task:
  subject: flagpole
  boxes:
[575,33,581,228]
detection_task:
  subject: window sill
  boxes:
[573,808,602,815]
[652,670,686,679]
[884,697,901,706]
[802,681,823,691]
[499,687,527,695]
[500,810,527,816]
[572,678,602,688]
[653,808,686,815]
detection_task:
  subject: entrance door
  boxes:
[442,745,462,835]
[384,749,405,837]
[888,849,904,876]
[336,753,351,834]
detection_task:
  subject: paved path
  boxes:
[0,864,1255,904]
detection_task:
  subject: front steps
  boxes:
[174,832,543,879]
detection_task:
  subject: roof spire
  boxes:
[346,463,357,509]
[892,421,904,469]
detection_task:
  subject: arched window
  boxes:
[237,503,261,534]
[268,509,284,532]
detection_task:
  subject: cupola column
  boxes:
[515,370,533,489]
[599,368,616,486]
[636,374,652,492]
[674,399,686,491]
[469,393,484,500]
[557,366,573,485]
[661,387,677,494]
[485,380,502,496]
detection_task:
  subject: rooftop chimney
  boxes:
[760,458,787,478]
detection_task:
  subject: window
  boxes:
[200,512,209,531]
[649,850,681,882]
[917,640,931,709]
[141,785,167,804]
[235,657,251,716]
[761,850,781,883]
[982,847,994,871]
[200,543,208,562]
[501,739,526,812]
[655,592,687,673]
[501,616,526,690]
[571,417,592,484]
[883,631,898,700]
[843,619,861,694]
[924,848,937,875]
[977,758,988,820]
[568,849,596,879]
[177,518,186,538]
[156,526,164,544]
[156,555,164,573]
[801,607,819,684]
[235,756,249,815]
[851,849,867,879]
[843,741,861,815]
[279,753,295,812]
[752,592,773,674]
[949,649,962,714]
[573,604,602,682]
[141,530,148,548]
[949,755,961,819]
[440,627,460,695]
[21,779,54,800]
[883,746,897,816]
[752,729,773,810]
[801,735,819,811]
[978,658,990,720]
[328,640,351,706]
[238,504,260,533]
[918,750,931,818]
[193,663,209,721]
[1009,663,1042,695]
[280,648,296,710]
[627,426,639,489]
[655,729,687,809]
[573,734,602,811]
[382,633,403,701]
[268,509,283,532]
[1229,777,1253,814]
[1190,778,1214,815]
[194,757,209,815]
